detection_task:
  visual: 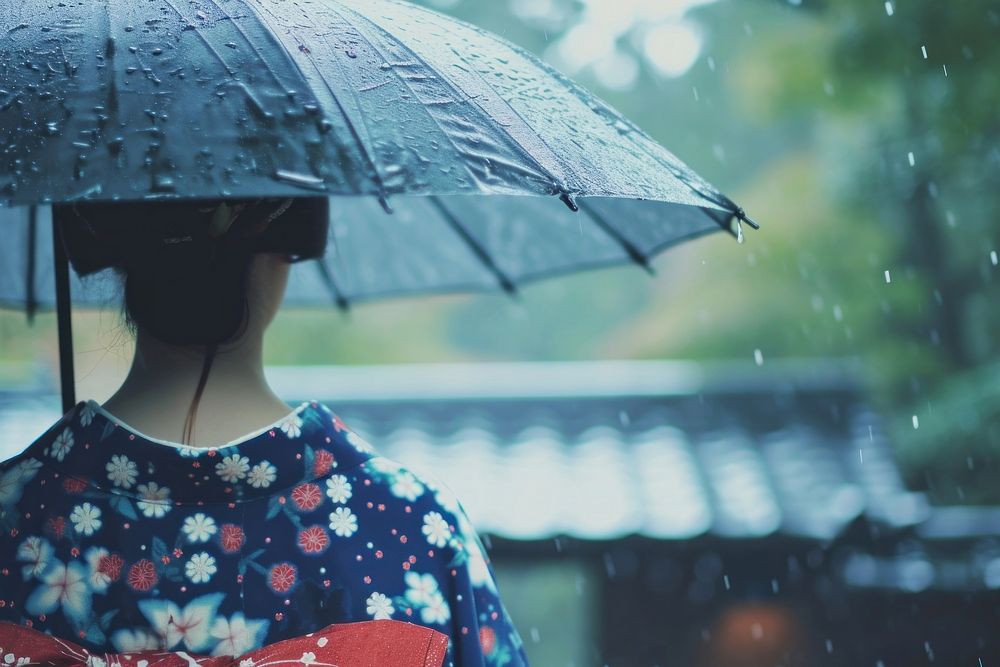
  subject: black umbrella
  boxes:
[0,0,756,413]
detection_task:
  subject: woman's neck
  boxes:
[99,328,294,446]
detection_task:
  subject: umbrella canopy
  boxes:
[0,0,755,409]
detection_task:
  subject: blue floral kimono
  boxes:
[0,399,527,665]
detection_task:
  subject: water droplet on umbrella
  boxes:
[152,175,176,192]
[274,169,325,189]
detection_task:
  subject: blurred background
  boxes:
[2,0,999,665]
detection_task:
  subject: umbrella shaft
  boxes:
[52,212,76,414]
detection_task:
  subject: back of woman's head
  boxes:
[53,196,329,442]
[57,197,328,345]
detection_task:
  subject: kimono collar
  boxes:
[31,399,376,504]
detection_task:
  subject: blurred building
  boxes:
[3,360,1000,666]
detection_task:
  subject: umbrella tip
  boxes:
[559,192,579,213]
[734,207,760,230]
[379,196,393,215]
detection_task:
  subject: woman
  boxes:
[0,198,527,665]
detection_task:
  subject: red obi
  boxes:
[0,619,449,666]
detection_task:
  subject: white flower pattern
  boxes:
[135,481,172,518]
[70,503,102,536]
[325,474,352,503]
[247,461,276,489]
[421,511,451,548]
[215,454,250,483]
[365,591,394,620]
[0,400,524,663]
[50,428,74,462]
[185,552,218,584]
[183,513,218,543]
[105,454,138,489]
[328,506,358,537]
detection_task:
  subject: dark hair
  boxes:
[54,197,329,445]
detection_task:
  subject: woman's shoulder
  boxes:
[341,452,469,531]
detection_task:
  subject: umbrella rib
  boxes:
[400,0,745,222]
[313,259,351,312]
[239,0,392,208]
[330,2,570,197]
[575,200,655,275]
[428,196,516,294]
[513,50,742,218]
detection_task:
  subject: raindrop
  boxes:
[603,552,616,578]
[990,250,998,265]
[273,169,325,189]
[884,1,893,15]
[942,64,948,77]
[921,45,928,59]
[753,349,763,366]
[722,574,730,590]
[707,56,716,71]
[912,415,920,429]
[225,42,237,49]
[44,121,59,136]
[618,411,630,427]
[152,47,163,56]
[907,151,915,166]
[196,10,207,20]
[825,639,834,653]
[529,627,540,643]
[884,270,891,283]
[345,47,358,59]
[833,304,843,321]
[152,175,176,192]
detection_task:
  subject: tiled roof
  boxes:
[271,361,931,541]
[0,361,934,542]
